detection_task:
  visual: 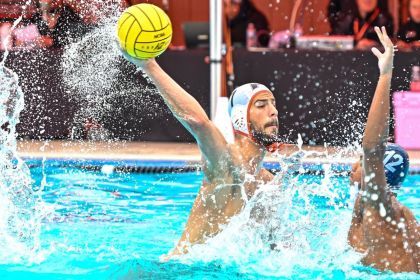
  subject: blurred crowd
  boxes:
[0,0,419,51]
[0,0,136,50]
[328,0,420,49]
[226,0,419,50]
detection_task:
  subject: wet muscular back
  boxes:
[361,202,419,272]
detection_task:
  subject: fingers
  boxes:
[381,26,388,38]
[374,26,383,44]
[374,26,394,49]
[371,47,382,58]
[381,26,393,47]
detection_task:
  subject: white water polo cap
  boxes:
[228,83,272,137]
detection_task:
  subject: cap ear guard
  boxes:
[230,105,248,134]
[383,143,410,190]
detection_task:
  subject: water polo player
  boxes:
[120,51,288,256]
[347,27,419,273]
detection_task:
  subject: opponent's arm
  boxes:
[361,27,395,215]
[121,53,228,170]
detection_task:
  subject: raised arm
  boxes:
[361,26,395,214]
[121,53,229,171]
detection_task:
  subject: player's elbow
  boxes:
[187,115,211,132]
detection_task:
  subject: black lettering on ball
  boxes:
[154,32,165,39]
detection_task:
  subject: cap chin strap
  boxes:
[265,142,283,152]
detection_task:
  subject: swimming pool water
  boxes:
[0,159,418,279]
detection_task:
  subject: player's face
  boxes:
[350,159,362,188]
[249,91,279,139]
[410,0,420,23]
[356,0,378,14]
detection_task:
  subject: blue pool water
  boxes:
[0,159,418,279]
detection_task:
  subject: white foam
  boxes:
[174,147,362,276]
[0,66,49,264]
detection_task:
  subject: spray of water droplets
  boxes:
[61,3,165,140]
[172,144,365,278]
[0,66,48,263]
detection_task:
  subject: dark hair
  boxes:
[352,0,389,13]
[236,0,257,19]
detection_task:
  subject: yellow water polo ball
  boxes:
[117,3,172,59]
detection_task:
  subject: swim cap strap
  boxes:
[233,129,251,138]
[265,142,284,153]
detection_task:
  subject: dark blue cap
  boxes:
[383,143,409,190]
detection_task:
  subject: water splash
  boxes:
[0,66,48,263]
[0,17,22,66]
[61,2,164,139]
[0,0,35,65]
[174,145,362,277]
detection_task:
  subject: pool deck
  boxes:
[17,140,420,167]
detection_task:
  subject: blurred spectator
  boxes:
[397,0,420,50]
[329,0,393,50]
[224,0,270,47]
[328,0,389,30]
[328,0,356,30]
[67,0,128,24]
[33,0,93,48]
[0,0,37,50]
[13,23,49,49]
[0,22,12,50]
[0,0,94,50]
[0,0,37,19]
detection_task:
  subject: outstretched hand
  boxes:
[371,26,395,76]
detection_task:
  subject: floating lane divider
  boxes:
[22,157,420,175]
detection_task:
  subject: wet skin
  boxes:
[348,162,419,272]
[346,26,419,273]
[119,49,288,258]
[170,91,280,256]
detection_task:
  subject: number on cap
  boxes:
[383,150,403,172]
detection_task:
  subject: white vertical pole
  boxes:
[210,0,223,121]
